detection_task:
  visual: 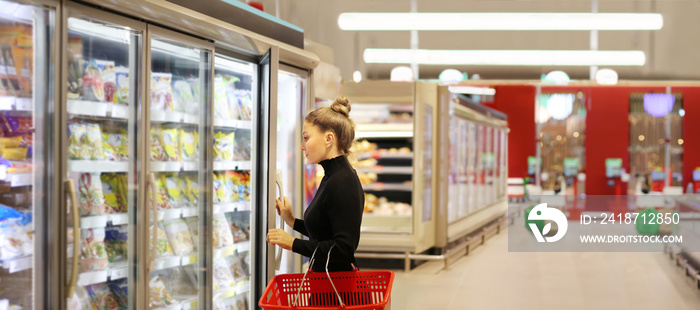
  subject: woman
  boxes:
[266,96,364,272]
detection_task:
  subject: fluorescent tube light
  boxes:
[448,86,496,96]
[364,49,646,66]
[338,13,663,31]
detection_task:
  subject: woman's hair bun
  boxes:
[330,96,351,118]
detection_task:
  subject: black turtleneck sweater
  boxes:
[292,155,364,272]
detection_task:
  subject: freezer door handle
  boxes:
[148,173,158,271]
[275,171,284,270]
[66,179,80,298]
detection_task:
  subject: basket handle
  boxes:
[292,244,346,308]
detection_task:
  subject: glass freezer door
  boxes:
[275,67,307,274]
[63,6,145,310]
[145,26,212,310]
[211,53,257,310]
[0,2,55,309]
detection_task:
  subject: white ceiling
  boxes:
[259,0,700,82]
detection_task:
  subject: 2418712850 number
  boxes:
[580,212,680,225]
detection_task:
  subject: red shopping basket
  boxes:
[259,245,394,309]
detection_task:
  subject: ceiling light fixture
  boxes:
[364,49,646,66]
[448,86,496,96]
[338,12,663,31]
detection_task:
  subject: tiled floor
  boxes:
[387,229,700,310]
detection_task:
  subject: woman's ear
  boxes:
[325,131,335,147]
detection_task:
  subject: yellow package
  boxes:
[116,173,128,212]
[213,173,226,203]
[225,170,239,202]
[152,174,172,210]
[150,127,166,161]
[1,147,28,161]
[101,174,120,213]
[163,173,182,208]
[160,128,180,161]
[186,175,199,206]
[213,131,234,160]
[150,223,173,258]
[0,136,22,148]
[178,176,193,208]
[102,131,128,161]
[179,129,198,161]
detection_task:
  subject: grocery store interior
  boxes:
[1,0,700,309]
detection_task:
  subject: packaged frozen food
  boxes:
[1,147,27,161]
[212,214,234,249]
[67,58,84,100]
[236,90,252,121]
[68,123,88,160]
[107,279,129,309]
[186,175,199,206]
[85,283,122,310]
[149,275,177,308]
[0,218,32,260]
[213,256,234,290]
[101,173,127,213]
[102,130,128,162]
[213,173,226,203]
[82,61,105,102]
[160,128,180,161]
[86,123,105,160]
[105,226,127,263]
[96,60,116,104]
[172,78,194,113]
[163,174,182,208]
[213,131,234,161]
[179,128,198,161]
[214,75,230,120]
[224,171,238,202]
[151,223,173,258]
[115,66,129,105]
[228,255,246,282]
[152,175,173,210]
[3,116,32,136]
[80,228,109,271]
[0,136,22,148]
[162,267,198,296]
[178,176,193,208]
[233,132,251,161]
[78,173,106,216]
[151,73,173,111]
[163,219,194,256]
[150,127,167,161]
[185,217,199,251]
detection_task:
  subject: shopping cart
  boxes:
[259,244,394,309]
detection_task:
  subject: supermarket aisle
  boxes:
[388,229,700,310]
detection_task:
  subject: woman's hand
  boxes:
[276,196,295,227]
[267,229,294,250]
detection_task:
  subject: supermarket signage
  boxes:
[527,203,568,243]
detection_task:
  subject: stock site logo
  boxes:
[527,203,568,242]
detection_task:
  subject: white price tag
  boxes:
[11,173,32,187]
[14,98,32,111]
[181,254,198,265]
[111,105,129,119]
[9,256,32,273]
[0,166,7,182]
[0,97,14,110]
[109,213,129,226]
[110,267,128,280]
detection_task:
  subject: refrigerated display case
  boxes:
[51,1,319,310]
[435,85,508,248]
[342,81,437,254]
[0,1,57,309]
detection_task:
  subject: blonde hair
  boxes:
[305,96,356,155]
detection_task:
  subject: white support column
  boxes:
[590,0,599,80]
[410,0,419,80]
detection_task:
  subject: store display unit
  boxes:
[343,81,437,254]
[435,85,509,248]
[1,0,319,309]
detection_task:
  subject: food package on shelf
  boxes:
[102,124,128,162]
[101,173,127,214]
[233,132,251,161]
[151,73,174,111]
[81,61,105,102]
[212,214,234,249]
[363,193,412,216]
[163,218,194,256]
[179,128,199,161]
[234,90,252,120]
[77,173,106,216]
[228,215,248,243]
[213,256,235,290]
[67,57,84,100]
[186,175,199,207]
[66,285,91,310]
[160,266,197,297]
[85,123,106,160]
[162,174,183,209]
[85,282,123,310]
[187,77,201,114]
[213,172,226,204]
[149,275,178,309]
[79,228,109,271]
[214,75,231,120]
[107,279,129,309]
[355,158,377,168]
[223,171,239,203]
[104,225,127,263]
[96,60,117,104]
[352,140,377,153]
[185,217,199,251]
[357,172,378,185]
[152,173,173,210]
[150,223,173,258]
[228,254,247,282]
[213,131,235,161]
[160,127,180,161]
[114,66,129,105]
[0,218,32,260]
[150,127,167,161]
[172,78,195,113]
[68,123,89,160]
